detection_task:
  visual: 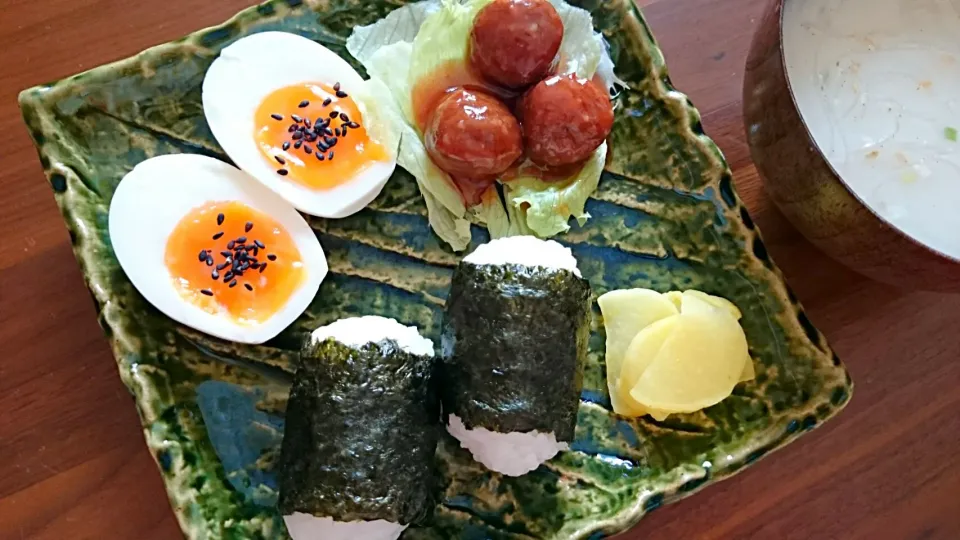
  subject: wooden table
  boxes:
[1,0,958,538]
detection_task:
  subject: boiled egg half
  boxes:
[108,154,328,344]
[202,32,399,218]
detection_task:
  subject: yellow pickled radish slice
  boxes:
[663,290,683,310]
[615,315,680,416]
[597,288,678,412]
[687,288,755,382]
[644,407,674,421]
[739,355,756,382]
[672,291,754,381]
[665,290,743,320]
[629,293,749,413]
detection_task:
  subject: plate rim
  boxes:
[16,0,854,538]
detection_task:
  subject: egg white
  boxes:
[108,154,328,344]
[202,31,397,218]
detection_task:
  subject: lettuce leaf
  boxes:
[347,0,616,250]
[365,42,472,250]
[549,0,603,79]
[351,77,403,161]
[408,0,495,102]
[503,142,606,237]
[346,1,440,65]
[471,185,534,238]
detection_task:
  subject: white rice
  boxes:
[463,236,581,277]
[284,513,406,540]
[447,414,569,477]
[310,315,435,357]
[454,236,578,475]
[287,316,432,539]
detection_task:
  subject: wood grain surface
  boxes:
[1,0,958,538]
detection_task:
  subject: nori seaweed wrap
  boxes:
[441,236,592,472]
[277,316,439,536]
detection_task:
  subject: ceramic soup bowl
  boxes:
[745,0,960,291]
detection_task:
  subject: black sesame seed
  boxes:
[236,236,246,243]
[317,141,328,152]
[259,263,268,272]
[329,110,339,119]
[328,150,335,160]
[244,283,254,291]
[200,289,214,296]
[298,100,309,108]
[229,280,238,288]
[224,271,234,281]
[292,114,303,123]
[278,169,289,176]
[220,250,232,257]
[288,124,297,132]
[271,113,283,121]
[227,240,235,249]
[347,121,360,129]
[324,128,334,137]
[339,112,349,122]
[341,126,348,137]
[216,262,228,270]
[336,90,348,98]
[305,132,317,142]
[254,239,265,249]
[304,146,312,154]
[217,213,225,225]
[274,156,286,165]
[330,136,338,146]
[211,270,220,280]
[253,247,259,256]
[304,118,312,128]
[198,249,208,262]
[267,254,277,261]
[294,140,303,149]
[316,153,325,161]
[245,222,253,233]
[292,131,303,140]
[212,232,224,241]
[335,127,342,137]
[206,258,214,267]
[333,82,341,91]
[322,97,332,107]
[282,141,291,151]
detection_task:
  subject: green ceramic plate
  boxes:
[18,0,852,538]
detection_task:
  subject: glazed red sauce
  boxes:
[451,175,498,207]
[412,61,515,132]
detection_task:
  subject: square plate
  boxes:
[18,0,852,538]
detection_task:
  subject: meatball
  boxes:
[425,88,523,178]
[470,0,564,89]
[521,74,614,167]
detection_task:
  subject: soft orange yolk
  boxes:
[165,201,305,324]
[254,82,389,190]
